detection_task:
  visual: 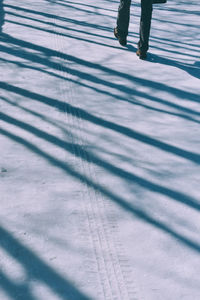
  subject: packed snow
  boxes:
[0,0,200,299]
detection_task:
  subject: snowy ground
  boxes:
[0,0,200,299]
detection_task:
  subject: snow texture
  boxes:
[0,0,200,299]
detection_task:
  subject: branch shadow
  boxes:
[1,1,200,298]
[1,125,200,257]
[0,226,91,300]
[1,33,199,117]
[57,0,117,13]
[5,19,120,51]
[0,0,5,33]
[42,0,116,19]
[161,6,200,17]
[4,4,112,33]
[1,51,200,127]
[6,9,115,42]
[1,81,200,165]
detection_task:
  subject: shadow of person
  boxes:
[194,60,200,68]
[148,53,200,80]
[126,43,137,52]
[0,0,5,33]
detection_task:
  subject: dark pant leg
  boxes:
[138,0,153,52]
[117,0,131,37]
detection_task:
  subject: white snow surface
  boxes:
[0,0,200,299]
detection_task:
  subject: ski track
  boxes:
[51,6,142,299]
[1,0,200,299]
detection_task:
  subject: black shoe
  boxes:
[136,49,147,60]
[114,28,127,46]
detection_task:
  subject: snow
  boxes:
[0,0,200,299]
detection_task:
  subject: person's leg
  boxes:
[116,0,132,37]
[138,0,153,53]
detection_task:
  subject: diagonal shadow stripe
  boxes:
[1,111,200,212]
[1,34,199,104]
[0,82,200,165]
[0,226,91,300]
[1,128,200,254]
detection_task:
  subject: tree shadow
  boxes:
[1,4,200,296]
[0,225,91,300]
[42,0,116,19]
[3,4,122,51]
[146,1,200,77]
[59,0,117,13]
[1,125,200,257]
[1,81,200,165]
[1,33,199,110]
[5,19,120,50]
[4,3,112,33]
[1,53,200,132]
[6,9,115,42]
[153,14,200,30]
[4,2,200,83]
[2,105,200,214]
[161,6,200,17]
[151,34,200,51]
[1,50,200,129]
[1,31,200,171]
[0,0,5,33]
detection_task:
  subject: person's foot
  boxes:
[114,28,127,46]
[136,49,147,60]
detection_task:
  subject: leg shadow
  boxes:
[148,53,200,80]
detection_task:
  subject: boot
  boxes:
[136,49,147,60]
[114,28,127,46]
